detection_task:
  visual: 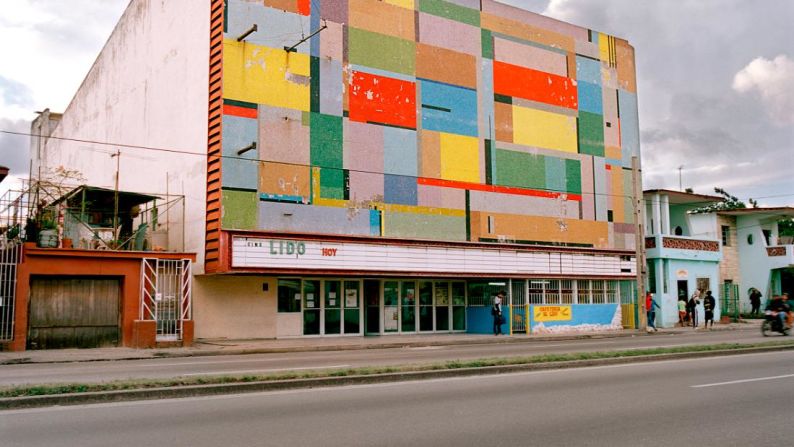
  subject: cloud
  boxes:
[732,55,794,125]
[0,118,31,174]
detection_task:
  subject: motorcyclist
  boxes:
[765,294,791,329]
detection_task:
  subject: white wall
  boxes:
[33,0,210,271]
[688,213,718,240]
[737,214,773,301]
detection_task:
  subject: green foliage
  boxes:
[689,187,755,214]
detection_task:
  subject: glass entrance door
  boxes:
[435,281,450,331]
[324,280,341,335]
[419,281,434,332]
[401,281,417,332]
[364,280,380,334]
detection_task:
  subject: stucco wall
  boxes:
[736,214,773,304]
[193,275,277,339]
[32,0,210,272]
[655,259,720,327]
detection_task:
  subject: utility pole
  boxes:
[112,150,120,244]
[632,156,647,330]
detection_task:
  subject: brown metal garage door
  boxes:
[28,278,120,349]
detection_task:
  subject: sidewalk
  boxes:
[0,320,761,365]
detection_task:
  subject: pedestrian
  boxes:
[646,291,660,331]
[749,287,762,316]
[703,290,716,329]
[687,289,701,328]
[492,290,505,336]
[677,298,687,327]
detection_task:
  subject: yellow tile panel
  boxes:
[440,133,480,183]
[512,105,578,153]
[223,39,310,111]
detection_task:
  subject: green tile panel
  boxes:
[578,111,605,157]
[494,149,545,190]
[348,27,416,76]
[419,0,481,27]
[221,189,258,229]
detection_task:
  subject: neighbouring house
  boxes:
[704,207,794,310]
[4,0,643,349]
[643,190,723,328]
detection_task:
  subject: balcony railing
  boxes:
[645,234,721,261]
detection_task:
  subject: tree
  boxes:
[689,187,757,214]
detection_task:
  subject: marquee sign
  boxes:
[231,236,636,277]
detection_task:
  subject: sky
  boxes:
[0,0,792,205]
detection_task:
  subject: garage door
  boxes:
[28,278,120,349]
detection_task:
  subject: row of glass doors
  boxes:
[300,279,466,336]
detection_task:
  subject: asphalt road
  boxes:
[0,329,782,387]
[2,351,792,446]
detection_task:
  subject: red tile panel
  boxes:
[349,70,417,129]
[493,61,578,109]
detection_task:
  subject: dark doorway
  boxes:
[364,280,380,335]
[677,280,689,303]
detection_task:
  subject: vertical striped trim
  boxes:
[205,0,225,273]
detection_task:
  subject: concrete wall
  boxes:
[221,0,641,250]
[193,275,277,339]
[655,258,720,327]
[32,0,210,272]
[736,214,775,303]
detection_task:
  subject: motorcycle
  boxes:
[761,310,791,336]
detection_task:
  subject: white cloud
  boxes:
[732,55,794,124]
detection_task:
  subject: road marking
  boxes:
[179,364,350,377]
[691,373,794,388]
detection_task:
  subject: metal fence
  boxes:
[0,242,22,341]
[140,258,192,341]
[721,283,740,321]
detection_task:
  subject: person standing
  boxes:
[492,290,505,336]
[677,298,687,327]
[703,290,716,329]
[749,288,762,316]
[687,289,701,328]
[645,291,660,331]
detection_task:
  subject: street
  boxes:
[0,329,779,387]
[1,351,792,446]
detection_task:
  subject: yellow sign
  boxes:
[534,305,572,322]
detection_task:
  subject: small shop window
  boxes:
[591,280,605,304]
[721,225,730,246]
[545,280,560,304]
[277,279,302,313]
[577,279,591,304]
[561,279,574,304]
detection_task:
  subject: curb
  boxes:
[0,324,759,365]
[2,343,791,410]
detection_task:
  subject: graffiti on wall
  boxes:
[220,0,640,249]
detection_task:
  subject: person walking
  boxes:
[687,289,701,328]
[492,290,505,336]
[703,290,716,329]
[749,288,762,316]
[646,291,660,331]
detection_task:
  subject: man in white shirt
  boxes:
[492,291,505,335]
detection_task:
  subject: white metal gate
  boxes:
[510,280,527,333]
[0,242,21,342]
[140,258,192,341]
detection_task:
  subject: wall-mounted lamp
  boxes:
[284,24,327,53]
[237,141,257,156]
[236,24,258,42]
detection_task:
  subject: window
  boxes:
[674,226,683,236]
[278,279,302,312]
[721,225,730,246]
[747,234,754,245]
[576,280,590,304]
[762,230,771,246]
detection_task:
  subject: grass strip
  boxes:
[3,341,793,398]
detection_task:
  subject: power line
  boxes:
[2,129,792,206]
